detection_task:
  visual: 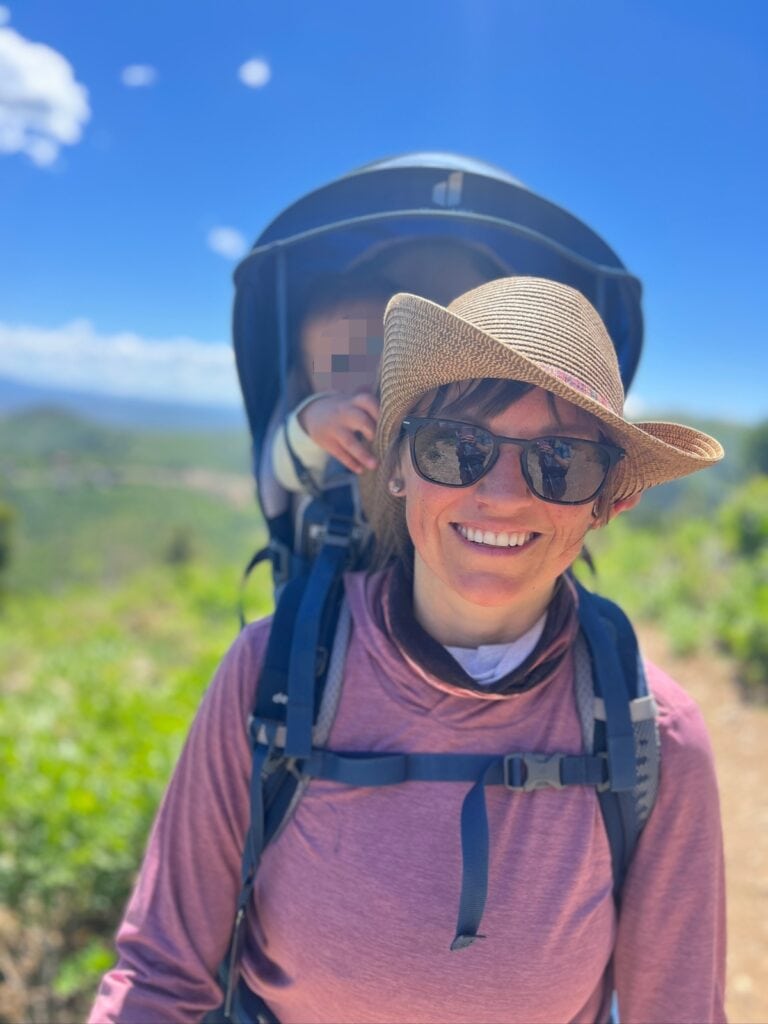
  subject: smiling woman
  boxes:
[390,388,625,645]
[90,277,727,1024]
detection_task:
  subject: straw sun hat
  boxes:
[370,276,723,529]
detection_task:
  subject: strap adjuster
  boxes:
[322,514,357,546]
[503,753,564,791]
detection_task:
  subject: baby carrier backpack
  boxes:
[232,151,644,598]
[212,153,652,1023]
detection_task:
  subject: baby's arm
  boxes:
[271,394,332,493]
[299,392,379,475]
[271,392,379,492]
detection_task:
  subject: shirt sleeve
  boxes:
[88,621,271,1024]
[271,396,331,492]
[612,661,727,1024]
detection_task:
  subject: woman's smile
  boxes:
[451,522,538,551]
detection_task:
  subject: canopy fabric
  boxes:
[232,153,643,474]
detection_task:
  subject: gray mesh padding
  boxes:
[632,653,660,827]
[313,600,351,743]
[573,633,596,751]
[632,716,660,825]
[573,634,660,833]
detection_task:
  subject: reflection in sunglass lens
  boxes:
[413,422,494,486]
[525,438,611,502]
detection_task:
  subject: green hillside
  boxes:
[0,408,261,593]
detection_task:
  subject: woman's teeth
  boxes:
[455,525,533,548]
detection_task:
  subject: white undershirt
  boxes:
[444,614,547,686]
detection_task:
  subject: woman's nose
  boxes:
[474,446,532,504]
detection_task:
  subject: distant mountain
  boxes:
[0,375,247,432]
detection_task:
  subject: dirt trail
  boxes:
[638,627,768,1024]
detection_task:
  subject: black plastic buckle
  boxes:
[247,716,288,776]
[504,753,564,791]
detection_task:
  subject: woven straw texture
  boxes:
[362,276,723,549]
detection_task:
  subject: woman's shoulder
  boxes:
[225,612,275,664]
[643,659,717,771]
[202,613,276,713]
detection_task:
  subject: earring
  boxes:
[388,477,405,496]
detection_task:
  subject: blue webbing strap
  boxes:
[284,485,356,759]
[254,575,308,719]
[576,582,643,903]
[576,586,636,793]
[273,745,608,950]
[216,572,311,1023]
[220,558,349,1022]
[284,541,347,758]
[452,762,494,949]
[222,724,278,1021]
[299,749,608,787]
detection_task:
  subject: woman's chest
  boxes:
[253,757,615,1022]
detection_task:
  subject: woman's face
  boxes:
[397,386,607,644]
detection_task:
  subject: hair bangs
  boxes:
[422,378,535,421]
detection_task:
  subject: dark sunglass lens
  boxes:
[414,422,494,485]
[525,439,611,502]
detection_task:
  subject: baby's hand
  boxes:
[298,391,380,474]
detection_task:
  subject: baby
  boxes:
[271,239,510,499]
[270,272,393,493]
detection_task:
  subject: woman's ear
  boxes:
[605,491,642,523]
[385,442,409,498]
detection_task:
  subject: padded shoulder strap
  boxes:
[576,583,637,791]
[574,581,660,904]
[220,518,352,1021]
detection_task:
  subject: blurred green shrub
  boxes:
[712,478,768,690]
[582,476,768,684]
[0,562,272,1021]
[743,419,768,476]
[718,475,768,557]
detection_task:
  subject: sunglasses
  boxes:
[401,417,625,506]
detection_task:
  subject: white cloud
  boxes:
[0,319,241,407]
[238,57,271,88]
[207,226,248,260]
[121,64,157,88]
[0,8,10,27]
[0,26,89,166]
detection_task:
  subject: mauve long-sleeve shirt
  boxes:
[90,569,727,1024]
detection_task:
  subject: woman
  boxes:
[90,277,726,1023]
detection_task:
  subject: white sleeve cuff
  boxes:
[271,396,330,492]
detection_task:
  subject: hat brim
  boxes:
[376,293,723,501]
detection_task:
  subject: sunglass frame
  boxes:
[400,416,626,506]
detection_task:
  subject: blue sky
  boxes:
[0,0,766,421]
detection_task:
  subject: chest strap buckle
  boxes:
[503,752,565,791]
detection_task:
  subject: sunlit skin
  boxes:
[392,387,640,647]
